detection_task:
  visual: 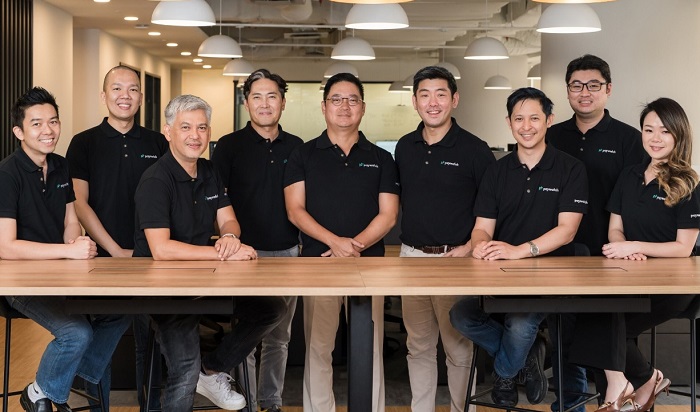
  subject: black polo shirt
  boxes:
[284,131,400,257]
[0,148,75,244]
[133,151,230,257]
[548,110,644,255]
[66,118,168,256]
[607,160,700,245]
[212,122,303,251]
[474,145,589,256]
[395,119,495,247]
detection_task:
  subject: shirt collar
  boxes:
[562,109,612,133]
[162,150,204,182]
[99,117,142,139]
[411,118,460,147]
[14,147,59,175]
[245,121,287,143]
[506,144,556,171]
[315,130,373,151]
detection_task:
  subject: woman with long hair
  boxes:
[569,97,700,412]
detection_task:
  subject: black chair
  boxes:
[142,317,253,412]
[0,297,105,412]
[650,295,700,412]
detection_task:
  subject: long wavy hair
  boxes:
[640,97,699,206]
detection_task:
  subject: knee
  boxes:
[449,297,483,328]
[506,315,543,338]
[54,318,93,351]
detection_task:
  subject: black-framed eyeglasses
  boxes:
[567,81,608,93]
[325,96,363,106]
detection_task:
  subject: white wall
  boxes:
[540,0,700,167]
[33,0,74,156]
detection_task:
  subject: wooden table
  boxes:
[0,256,698,412]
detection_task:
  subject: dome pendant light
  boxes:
[345,4,409,30]
[537,4,602,34]
[151,0,216,27]
[331,36,375,61]
[198,0,242,58]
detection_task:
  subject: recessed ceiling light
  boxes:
[148,31,161,36]
[93,0,110,3]
[124,16,139,21]
[166,42,178,47]
[181,51,192,56]
[203,65,212,69]
[193,58,203,63]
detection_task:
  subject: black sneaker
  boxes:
[19,385,54,412]
[522,335,548,404]
[491,373,518,407]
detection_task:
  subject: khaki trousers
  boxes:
[401,244,475,412]
[303,295,385,412]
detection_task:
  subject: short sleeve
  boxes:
[473,163,499,219]
[283,146,306,188]
[211,136,232,190]
[0,171,19,219]
[606,173,625,216]
[559,160,589,214]
[676,186,700,229]
[65,135,90,181]
[473,142,497,191]
[134,176,172,230]
[377,148,400,195]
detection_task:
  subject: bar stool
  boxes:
[0,298,106,412]
[142,317,253,412]
[650,295,700,412]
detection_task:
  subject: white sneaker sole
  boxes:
[196,383,247,410]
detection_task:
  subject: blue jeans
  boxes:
[548,314,587,412]
[247,245,299,410]
[450,296,546,379]
[6,296,131,404]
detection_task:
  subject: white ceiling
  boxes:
[44,0,542,70]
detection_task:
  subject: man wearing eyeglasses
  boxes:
[284,72,400,412]
[546,54,645,412]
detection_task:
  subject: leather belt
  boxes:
[410,245,459,254]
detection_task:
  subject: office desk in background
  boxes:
[0,257,698,412]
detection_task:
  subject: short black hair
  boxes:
[323,72,364,101]
[11,87,59,130]
[412,66,457,96]
[243,68,288,100]
[565,54,611,84]
[506,87,553,118]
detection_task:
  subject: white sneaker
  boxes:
[196,371,247,410]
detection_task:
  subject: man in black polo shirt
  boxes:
[395,66,494,412]
[449,88,588,408]
[0,87,131,412]
[546,55,644,412]
[212,69,303,412]
[66,65,168,410]
[133,94,285,412]
[284,73,400,412]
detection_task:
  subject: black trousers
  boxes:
[569,294,694,389]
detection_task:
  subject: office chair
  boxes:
[0,298,105,412]
[650,295,700,412]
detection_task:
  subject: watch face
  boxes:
[529,242,539,256]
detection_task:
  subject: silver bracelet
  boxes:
[221,233,238,239]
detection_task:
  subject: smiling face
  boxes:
[101,67,142,124]
[322,80,365,132]
[12,103,60,163]
[506,98,553,152]
[244,78,285,130]
[164,109,210,164]
[642,110,675,165]
[412,78,458,130]
[566,69,611,121]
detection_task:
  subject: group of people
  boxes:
[0,52,697,412]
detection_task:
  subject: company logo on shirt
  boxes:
[598,148,617,154]
[56,182,69,189]
[205,194,219,201]
[140,154,159,159]
[440,161,460,167]
[652,194,666,201]
[690,214,700,219]
[538,186,560,192]
[358,163,379,168]
[574,199,588,204]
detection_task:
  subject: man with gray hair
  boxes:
[133,94,286,411]
[212,69,303,412]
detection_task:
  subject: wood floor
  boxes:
[0,318,691,412]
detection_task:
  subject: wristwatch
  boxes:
[528,241,539,257]
[221,233,238,239]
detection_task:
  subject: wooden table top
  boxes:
[0,256,697,296]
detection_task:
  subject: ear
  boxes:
[100,90,106,106]
[605,82,612,97]
[546,113,555,127]
[12,126,24,141]
[163,124,172,142]
[452,91,460,108]
[411,94,418,111]
[504,115,512,131]
[280,97,286,111]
